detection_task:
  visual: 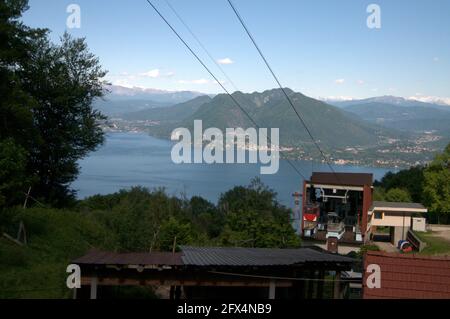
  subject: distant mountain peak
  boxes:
[105,84,205,97]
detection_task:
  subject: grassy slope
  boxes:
[414,231,450,256]
[0,208,116,298]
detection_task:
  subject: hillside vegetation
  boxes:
[0,179,300,298]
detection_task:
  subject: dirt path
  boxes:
[429,225,450,241]
[374,242,398,253]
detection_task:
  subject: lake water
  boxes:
[72,132,393,208]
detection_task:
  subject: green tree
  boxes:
[102,187,182,252]
[19,33,107,205]
[1,1,108,206]
[374,166,424,202]
[0,139,30,208]
[384,188,412,202]
[372,187,386,201]
[423,143,450,223]
[218,178,300,248]
[159,217,193,251]
[0,0,45,144]
[188,196,224,238]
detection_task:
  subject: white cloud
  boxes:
[140,69,160,78]
[357,80,365,85]
[335,78,345,84]
[217,58,234,65]
[112,79,134,88]
[319,96,356,102]
[408,95,450,106]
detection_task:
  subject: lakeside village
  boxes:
[100,118,445,168]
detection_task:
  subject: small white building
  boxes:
[366,201,427,244]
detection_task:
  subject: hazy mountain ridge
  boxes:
[121,95,212,122]
[175,88,403,149]
[105,84,207,103]
[106,89,449,167]
[343,102,450,133]
[94,85,209,116]
[329,95,450,112]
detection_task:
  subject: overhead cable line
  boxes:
[144,0,307,180]
[164,0,240,93]
[227,0,342,182]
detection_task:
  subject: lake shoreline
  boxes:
[72,132,395,207]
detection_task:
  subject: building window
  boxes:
[374,212,383,219]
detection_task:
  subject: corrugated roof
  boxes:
[73,249,183,266]
[371,201,427,210]
[73,247,355,268]
[363,251,450,299]
[180,246,354,266]
[310,172,373,187]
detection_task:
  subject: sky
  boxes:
[22,0,450,102]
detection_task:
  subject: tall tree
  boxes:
[19,33,107,204]
[0,0,44,209]
[218,178,300,248]
[1,1,107,206]
[374,166,424,202]
[423,143,450,223]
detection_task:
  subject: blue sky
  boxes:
[22,0,450,101]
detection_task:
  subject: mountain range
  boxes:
[94,85,208,116]
[121,95,212,122]
[328,95,450,112]
[322,96,450,135]
[118,88,407,151]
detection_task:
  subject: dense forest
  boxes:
[0,179,299,298]
[373,143,450,224]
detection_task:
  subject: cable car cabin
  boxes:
[301,172,373,244]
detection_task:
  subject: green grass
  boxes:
[413,231,450,256]
[0,207,116,298]
[374,226,390,234]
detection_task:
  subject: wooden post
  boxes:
[90,276,98,299]
[17,221,27,245]
[317,269,325,299]
[298,270,305,299]
[175,286,181,300]
[268,280,276,299]
[333,271,341,299]
[172,236,177,253]
[306,270,315,299]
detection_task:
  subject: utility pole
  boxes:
[292,191,302,235]
[172,236,177,254]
